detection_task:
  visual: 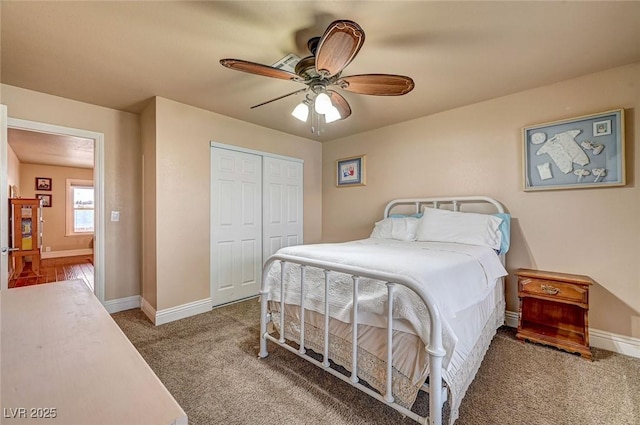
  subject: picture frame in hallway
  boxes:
[522,109,625,191]
[336,155,366,187]
[36,177,52,191]
[36,193,52,208]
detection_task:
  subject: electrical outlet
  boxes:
[110,211,120,222]
[45,246,51,252]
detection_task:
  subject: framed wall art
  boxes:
[35,177,52,191]
[523,109,625,191]
[336,155,366,187]
[36,193,52,207]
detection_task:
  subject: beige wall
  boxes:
[146,97,322,311]
[19,163,93,252]
[7,143,19,191]
[2,84,142,301]
[322,62,640,339]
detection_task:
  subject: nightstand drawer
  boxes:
[519,277,587,304]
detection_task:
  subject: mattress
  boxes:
[265,239,506,353]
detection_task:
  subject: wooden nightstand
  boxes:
[516,268,593,359]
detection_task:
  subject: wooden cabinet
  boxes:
[9,198,43,278]
[516,268,593,359]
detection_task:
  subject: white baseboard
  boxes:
[41,248,93,259]
[504,310,640,359]
[141,297,157,324]
[104,295,141,314]
[156,298,212,325]
[505,310,519,328]
[590,328,640,359]
[140,297,212,326]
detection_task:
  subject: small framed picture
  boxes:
[593,119,612,136]
[36,193,52,207]
[35,177,52,191]
[336,155,366,187]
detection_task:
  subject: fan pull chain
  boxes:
[310,106,323,136]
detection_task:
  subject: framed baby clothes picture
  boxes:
[522,109,625,191]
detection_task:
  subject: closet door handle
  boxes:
[1,247,20,255]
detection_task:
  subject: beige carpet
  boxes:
[112,300,640,425]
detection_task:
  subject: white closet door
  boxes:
[262,156,303,261]
[211,148,262,306]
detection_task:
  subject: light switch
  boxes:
[110,211,120,222]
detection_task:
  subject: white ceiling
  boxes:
[8,129,94,169]
[2,1,640,144]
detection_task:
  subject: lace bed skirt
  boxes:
[272,307,425,409]
[269,298,505,424]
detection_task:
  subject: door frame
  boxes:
[1,105,8,290]
[2,117,105,304]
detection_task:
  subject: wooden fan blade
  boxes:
[220,59,303,82]
[250,88,308,109]
[315,20,365,78]
[338,74,415,96]
[327,90,351,120]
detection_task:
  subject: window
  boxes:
[66,179,94,236]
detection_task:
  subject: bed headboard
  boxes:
[383,196,505,217]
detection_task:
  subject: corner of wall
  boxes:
[140,296,212,326]
[104,295,141,314]
[140,297,157,325]
[141,98,158,311]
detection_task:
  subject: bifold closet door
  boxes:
[262,157,303,260]
[210,148,262,307]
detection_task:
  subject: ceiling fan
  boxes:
[220,20,415,134]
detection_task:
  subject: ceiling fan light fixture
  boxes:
[324,105,341,123]
[314,92,332,114]
[220,19,414,136]
[291,102,310,122]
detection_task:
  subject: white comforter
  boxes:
[265,238,507,368]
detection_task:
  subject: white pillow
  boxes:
[370,217,419,241]
[416,207,503,250]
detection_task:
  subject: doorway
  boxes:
[2,117,105,303]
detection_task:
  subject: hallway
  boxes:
[9,255,94,291]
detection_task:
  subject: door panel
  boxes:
[211,148,262,306]
[240,239,257,285]
[267,236,283,257]
[263,157,303,261]
[216,241,233,290]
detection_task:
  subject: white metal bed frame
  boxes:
[259,196,506,425]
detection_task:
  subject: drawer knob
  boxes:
[542,284,560,295]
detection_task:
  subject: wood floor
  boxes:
[9,255,94,290]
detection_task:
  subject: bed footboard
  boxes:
[259,254,447,425]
